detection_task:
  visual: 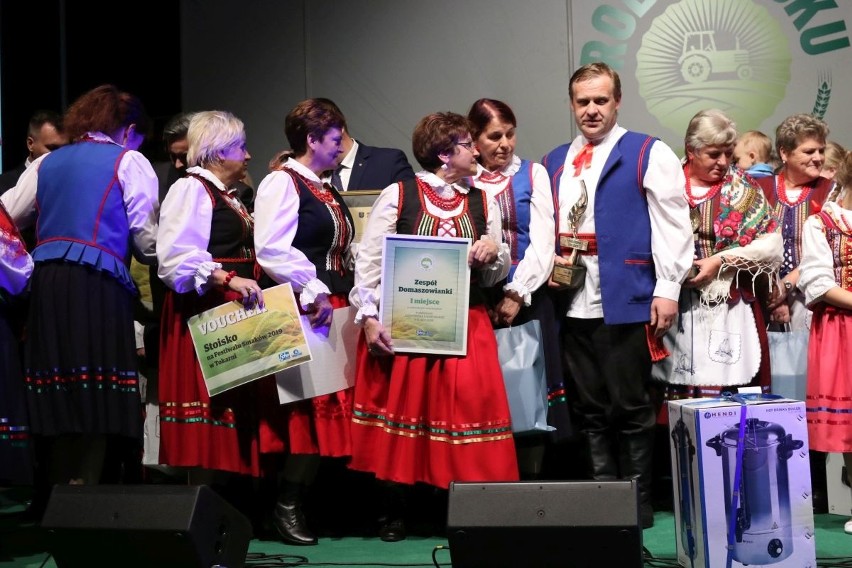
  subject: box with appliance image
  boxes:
[667,396,815,568]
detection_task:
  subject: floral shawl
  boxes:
[691,167,783,305]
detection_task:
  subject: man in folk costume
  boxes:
[542,62,693,528]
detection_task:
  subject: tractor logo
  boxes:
[679,31,753,83]
[635,0,791,139]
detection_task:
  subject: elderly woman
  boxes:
[156,111,264,478]
[349,111,519,541]
[653,109,782,399]
[757,114,835,330]
[253,99,354,546]
[467,99,570,476]
[0,85,158,493]
[798,149,852,535]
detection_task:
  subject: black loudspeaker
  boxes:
[41,484,252,568]
[447,480,643,568]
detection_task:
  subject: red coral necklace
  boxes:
[418,178,464,211]
[684,165,723,207]
[776,172,811,207]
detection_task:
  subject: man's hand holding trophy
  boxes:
[551,181,589,290]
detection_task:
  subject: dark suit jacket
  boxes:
[346,143,415,190]
[0,162,27,195]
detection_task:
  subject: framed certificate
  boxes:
[187,283,311,396]
[380,234,471,355]
[340,189,381,244]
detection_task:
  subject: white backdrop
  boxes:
[181,0,851,185]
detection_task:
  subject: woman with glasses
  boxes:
[348,111,519,541]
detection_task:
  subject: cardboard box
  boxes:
[668,396,816,568]
[826,452,852,517]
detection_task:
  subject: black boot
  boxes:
[377,481,407,542]
[272,481,317,546]
[584,430,618,480]
[619,431,655,529]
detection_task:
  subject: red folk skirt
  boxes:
[806,305,852,453]
[157,287,267,476]
[158,289,352,476]
[258,293,352,458]
[349,304,518,489]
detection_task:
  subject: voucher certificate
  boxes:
[380,234,471,355]
[188,283,311,396]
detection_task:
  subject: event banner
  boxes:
[569,0,851,152]
[380,234,471,356]
[188,283,311,396]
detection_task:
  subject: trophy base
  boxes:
[552,265,586,289]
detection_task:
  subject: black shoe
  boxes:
[272,502,318,546]
[378,517,406,542]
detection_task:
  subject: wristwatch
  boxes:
[783,280,794,292]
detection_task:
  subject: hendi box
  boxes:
[668,396,816,568]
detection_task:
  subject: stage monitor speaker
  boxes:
[42,484,252,568]
[447,480,643,568]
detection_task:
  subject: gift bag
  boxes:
[767,327,809,401]
[494,320,553,433]
[142,401,180,475]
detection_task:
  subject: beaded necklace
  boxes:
[683,164,723,207]
[776,172,812,207]
[418,178,464,211]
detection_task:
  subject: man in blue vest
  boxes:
[542,62,693,528]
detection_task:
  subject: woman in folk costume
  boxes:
[348,112,518,541]
[758,114,836,331]
[467,98,571,478]
[798,149,852,534]
[156,111,266,476]
[653,109,782,400]
[0,85,158,493]
[253,98,355,546]
[0,202,34,486]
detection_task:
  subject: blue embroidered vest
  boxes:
[542,132,655,324]
[33,141,136,291]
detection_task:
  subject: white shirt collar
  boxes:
[83,131,122,146]
[284,157,322,182]
[339,139,359,170]
[186,166,229,192]
[475,154,521,178]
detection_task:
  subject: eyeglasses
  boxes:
[456,141,475,151]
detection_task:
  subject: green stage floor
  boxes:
[1,485,850,568]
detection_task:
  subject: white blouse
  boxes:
[799,200,851,306]
[157,166,248,295]
[254,158,335,308]
[349,171,510,323]
[473,154,555,305]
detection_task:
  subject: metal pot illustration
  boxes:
[672,418,697,563]
[706,418,804,565]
